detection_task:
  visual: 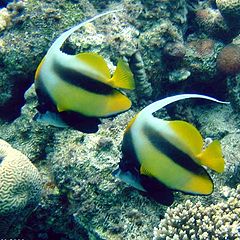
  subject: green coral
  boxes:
[0,139,42,238]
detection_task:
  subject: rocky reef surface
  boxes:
[0,0,240,239]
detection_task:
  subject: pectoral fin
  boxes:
[196,140,225,173]
[33,111,69,128]
[140,165,153,177]
[112,167,146,192]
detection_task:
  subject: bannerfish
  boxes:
[113,94,229,205]
[34,9,135,133]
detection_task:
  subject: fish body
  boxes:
[34,10,134,131]
[113,94,228,205]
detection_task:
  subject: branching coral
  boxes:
[0,8,11,32]
[0,139,43,238]
[0,1,25,32]
[153,185,240,240]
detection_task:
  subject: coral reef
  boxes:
[217,44,240,75]
[0,85,58,161]
[216,41,240,112]
[227,74,240,112]
[190,0,240,40]
[3,83,235,239]
[0,0,240,239]
[166,38,225,89]
[194,7,231,39]
[0,0,189,119]
[216,0,240,24]
[185,39,220,79]
[221,131,240,188]
[0,85,167,239]
[0,1,25,32]
[163,42,186,60]
[47,111,168,239]
[153,185,240,240]
[0,0,95,120]
[0,8,11,32]
[129,51,153,101]
[1,0,239,120]
[0,139,43,238]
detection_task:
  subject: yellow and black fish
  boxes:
[113,94,228,205]
[34,9,135,132]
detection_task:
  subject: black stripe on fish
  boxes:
[143,124,205,174]
[140,174,174,206]
[35,77,58,113]
[53,61,113,95]
[120,129,141,173]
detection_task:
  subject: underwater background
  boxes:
[0,0,239,239]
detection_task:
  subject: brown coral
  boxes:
[188,39,215,56]
[217,44,240,75]
[195,8,231,39]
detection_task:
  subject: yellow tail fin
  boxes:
[197,140,225,173]
[110,59,135,90]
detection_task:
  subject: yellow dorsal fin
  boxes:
[109,59,135,90]
[196,140,225,173]
[168,120,203,155]
[75,52,111,80]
